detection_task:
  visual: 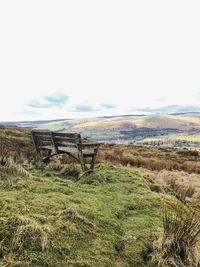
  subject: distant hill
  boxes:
[2,113,200,146]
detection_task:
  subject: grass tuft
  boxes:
[0,157,32,178]
[166,177,195,202]
[59,164,81,178]
[152,203,200,267]
[12,223,49,252]
[0,215,49,254]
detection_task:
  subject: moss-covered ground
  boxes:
[0,164,166,267]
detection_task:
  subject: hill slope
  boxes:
[0,164,164,267]
[4,113,200,145]
[1,126,200,266]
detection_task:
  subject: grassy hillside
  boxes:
[7,113,200,146]
[36,114,200,133]
[1,126,200,266]
[0,164,164,267]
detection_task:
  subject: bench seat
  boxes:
[59,147,96,156]
[39,145,96,156]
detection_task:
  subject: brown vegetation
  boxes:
[166,176,195,202]
[2,126,200,266]
[153,203,200,267]
[1,126,200,176]
[97,144,200,174]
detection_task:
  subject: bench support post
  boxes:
[78,151,87,172]
[90,149,98,172]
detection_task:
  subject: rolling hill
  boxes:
[2,113,200,147]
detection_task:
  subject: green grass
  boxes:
[38,121,72,131]
[0,164,165,267]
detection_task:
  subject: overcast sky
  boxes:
[0,0,200,121]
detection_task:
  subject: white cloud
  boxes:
[27,92,69,108]
[0,0,200,121]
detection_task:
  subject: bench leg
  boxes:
[90,151,98,172]
[35,152,42,163]
[78,151,87,172]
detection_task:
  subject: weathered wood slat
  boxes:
[56,142,77,147]
[37,141,53,146]
[34,136,52,141]
[78,143,101,148]
[53,137,78,143]
[53,132,79,138]
[82,150,95,156]
[58,147,78,153]
[40,146,53,150]
[33,131,51,136]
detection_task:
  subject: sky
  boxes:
[0,0,200,121]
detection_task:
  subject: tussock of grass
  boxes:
[58,208,96,231]
[45,161,63,171]
[59,164,81,178]
[12,223,49,252]
[0,157,32,178]
[152,203,200,267]
[166,177,195,202]
[0,215,49,255]
[5,215,33,226]
[59,208,80,221]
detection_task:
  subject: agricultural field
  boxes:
[139,133,200,147]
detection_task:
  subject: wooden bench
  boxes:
[31,130,101,174]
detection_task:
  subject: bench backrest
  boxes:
[31,130,53,152]
[52,132,81,149]
[31,130,82,152]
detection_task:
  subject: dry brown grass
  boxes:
[45,161,63,171]
[59,164,81,178]
[177,149,199,157]
[0,157,32,178]
[135,168,199,203]
[153,203,200,267]
[166,177,195,202]
[97,144,200,174]
[2,126,200,176]
[0,126,35,163]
